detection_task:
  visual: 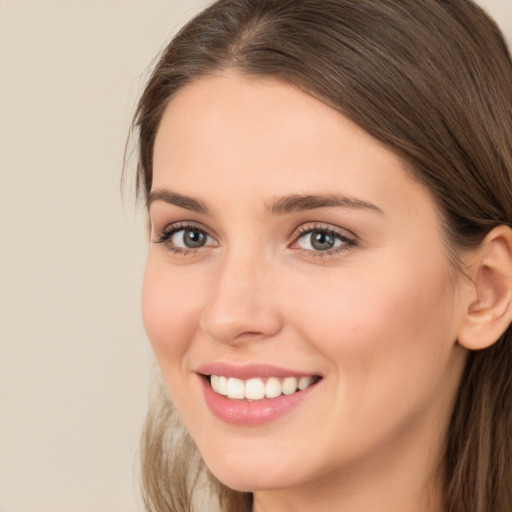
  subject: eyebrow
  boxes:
[268,193,384,216]
[147,189,384,216]
[146,189,210,215]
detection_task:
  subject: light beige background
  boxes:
[0,1,510,511]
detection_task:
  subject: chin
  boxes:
[209,467,294,493]
[201,446,306,493]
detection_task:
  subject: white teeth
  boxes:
[226,378,245,399]
[210,375,229,395]
[298,376,314,390]
[209,374,317,400]
[265,377,282,398]
[245,378,266,400]
[218,376,228,395]
[210,375,220,391]
[281,377,298,395]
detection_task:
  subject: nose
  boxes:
[199,250,284,345]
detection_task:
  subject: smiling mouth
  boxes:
[207,375,322,401]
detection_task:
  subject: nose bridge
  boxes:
[200,244,282,344]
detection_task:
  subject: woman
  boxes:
[131,1,512,511]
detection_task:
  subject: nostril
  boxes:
[233,331,268,340]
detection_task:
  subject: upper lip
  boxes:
[196,362,321,380]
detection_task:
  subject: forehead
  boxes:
[152,72,434,222]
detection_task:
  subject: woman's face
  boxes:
[143,73,468,496]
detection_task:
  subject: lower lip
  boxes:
[200,376,319,426]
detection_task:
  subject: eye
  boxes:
[171,228,210,249]
[153,224,218,252]
[292,225,356,254]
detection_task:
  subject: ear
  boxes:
[458,225,512,350]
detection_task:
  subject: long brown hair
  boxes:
[132,1,512,511]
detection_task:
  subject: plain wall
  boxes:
[0,1,510,511]
[0,2,210,511]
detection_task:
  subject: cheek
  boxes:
[282,255,462,468]
[298,263,451,347]
[297,253,458,403]
[141,260,204,368]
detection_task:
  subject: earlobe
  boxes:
[458,225,512,351]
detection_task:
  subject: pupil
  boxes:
[311,231,334,251]
[184,229,206,248]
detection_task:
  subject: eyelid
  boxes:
[292,221,355,238]
[152,220,218,249]
[151,220,356,258]
[289,222,357,255]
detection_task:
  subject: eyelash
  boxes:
[291,223,357,257]
[152,222,357,258]
[152,222,214,256]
